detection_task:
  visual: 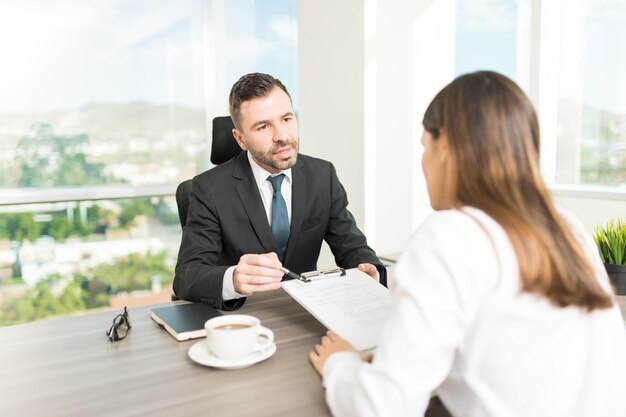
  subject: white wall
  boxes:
[298,0,456,265]
[365,0,455,254]
[298,0,366,267]
[298,0,365,225]
[553,194,626,233]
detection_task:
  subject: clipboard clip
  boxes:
[301,267,346,281]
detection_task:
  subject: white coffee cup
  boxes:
[205,314,274,361]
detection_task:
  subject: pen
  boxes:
[280,267,311,283]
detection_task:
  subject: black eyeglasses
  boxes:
[106,306,131,342]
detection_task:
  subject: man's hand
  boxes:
[309,331,360,376]
[358,263,379,281]
[233,253,284,296]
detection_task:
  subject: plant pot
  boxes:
[604,263,626,296]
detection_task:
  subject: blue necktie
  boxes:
[268,174,290,260]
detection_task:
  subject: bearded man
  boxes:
[174,73,386,310]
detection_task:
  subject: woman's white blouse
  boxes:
[323,208,626,417]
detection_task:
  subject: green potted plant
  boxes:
[593,218,626,295]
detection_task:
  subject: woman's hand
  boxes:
[309,331,369,376]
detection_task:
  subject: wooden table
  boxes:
[0,290,330,417]
[1,288,624,417]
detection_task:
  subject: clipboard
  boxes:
[301,267,346,280]
[281,267,390,350]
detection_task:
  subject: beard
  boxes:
[249,139,299,171]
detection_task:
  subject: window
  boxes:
[453,0,625,191]
[223,0,299,109]
[0,198,178,326]
[554,0,626,187]
[0,1,208,189]
[0,0,298,327]
[455,0,521,82]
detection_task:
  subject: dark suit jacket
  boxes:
[173,152,386,309]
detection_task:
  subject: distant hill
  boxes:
[0,102,212,187]
[558,97,626,143]
[66,101,208,135]
[0,101,208,139]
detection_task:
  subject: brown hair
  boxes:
[423,71,612,311]
[229,72,291,129]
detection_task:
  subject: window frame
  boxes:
[0,184,177,206]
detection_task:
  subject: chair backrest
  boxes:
[211,116,242,165]
[176,116,243,230]
[176,179,192,229]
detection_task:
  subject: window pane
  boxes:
[0,198,180,326]
[223,0,299,110]
[556,0,626,186]
[0,0,300,326]
[455,0,520,81]
[0,0,208,189]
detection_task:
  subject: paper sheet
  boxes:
[282,268,390,350]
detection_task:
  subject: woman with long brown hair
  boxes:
[309,71,626,417]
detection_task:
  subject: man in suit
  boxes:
[174,72,386,309]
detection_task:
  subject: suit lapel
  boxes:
[284,159,306,263]
[233,153,276,253]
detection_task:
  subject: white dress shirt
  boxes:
[221,151,292,300]
[323,207,626,417]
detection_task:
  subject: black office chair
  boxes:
[176,116,242,230]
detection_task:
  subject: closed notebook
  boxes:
[150,303,222,341]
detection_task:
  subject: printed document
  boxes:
[281,268,390,350]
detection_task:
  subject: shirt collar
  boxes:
[246,151,292,189]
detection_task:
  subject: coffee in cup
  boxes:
[214,323,251,330]
[205,314,274,360]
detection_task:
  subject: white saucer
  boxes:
[188,340,277,369]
